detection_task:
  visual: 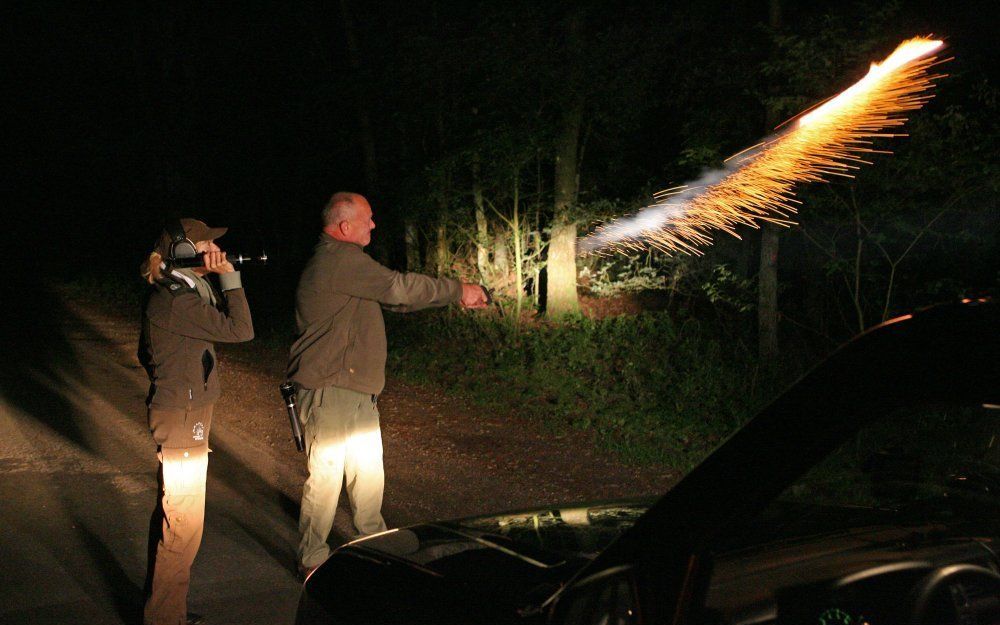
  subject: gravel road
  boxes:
[0,289,303,625]
[0,285,674,624]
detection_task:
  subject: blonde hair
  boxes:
[140,251,165,284]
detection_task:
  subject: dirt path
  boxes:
[216,312,679,530]
[0,286,676,624]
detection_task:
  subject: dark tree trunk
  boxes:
[758,225,780,360]
[431,1,449,277]
[434,214,448,276]
[340,0,378,200]
[404,222,421,271]
[758,0,782,362]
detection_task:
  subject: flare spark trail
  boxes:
[580,37,946,256]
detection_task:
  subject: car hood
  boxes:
[305,503,651,622]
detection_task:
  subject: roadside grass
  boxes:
[387,310,770,471]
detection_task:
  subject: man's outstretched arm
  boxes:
[333,246,487,312]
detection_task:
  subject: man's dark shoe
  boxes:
[186,613,205,625]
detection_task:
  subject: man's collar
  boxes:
[320,232,363,249]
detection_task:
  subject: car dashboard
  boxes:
[704,526,1000,625]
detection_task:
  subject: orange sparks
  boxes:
[580,37,946,256]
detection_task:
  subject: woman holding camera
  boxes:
[138,218,254,625]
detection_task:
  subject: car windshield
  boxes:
[717,403,1000,551]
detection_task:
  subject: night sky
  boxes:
[9,1,998,278]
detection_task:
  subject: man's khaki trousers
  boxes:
[298,386,387,569]
[144,404,213,625]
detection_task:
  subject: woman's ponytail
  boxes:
[140,251,164,284]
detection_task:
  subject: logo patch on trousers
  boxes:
[192,422,205,441]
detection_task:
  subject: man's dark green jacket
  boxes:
[287,234,461,394]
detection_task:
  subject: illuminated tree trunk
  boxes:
[493,232,509,288]
[758,0,782,362]
[548,219,580,315]
[546,15,585,317]
[472,157,490,281]
[511,173,525,318]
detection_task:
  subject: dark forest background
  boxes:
[10,1,998,467]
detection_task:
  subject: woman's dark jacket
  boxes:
[139,270,254,409]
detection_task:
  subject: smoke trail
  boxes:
[580,37,945,257]
[578,139,778,256]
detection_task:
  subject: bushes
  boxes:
[387,310,765,469]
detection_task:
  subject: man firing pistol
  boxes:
[286,192,488,578]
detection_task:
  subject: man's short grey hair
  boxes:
[321,192,359,227]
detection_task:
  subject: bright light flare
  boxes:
[580,37,946,256]
[799,38,942,128]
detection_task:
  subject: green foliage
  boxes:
[387,309,765,469]
[579,253,672,297]
[700,265,755,313]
